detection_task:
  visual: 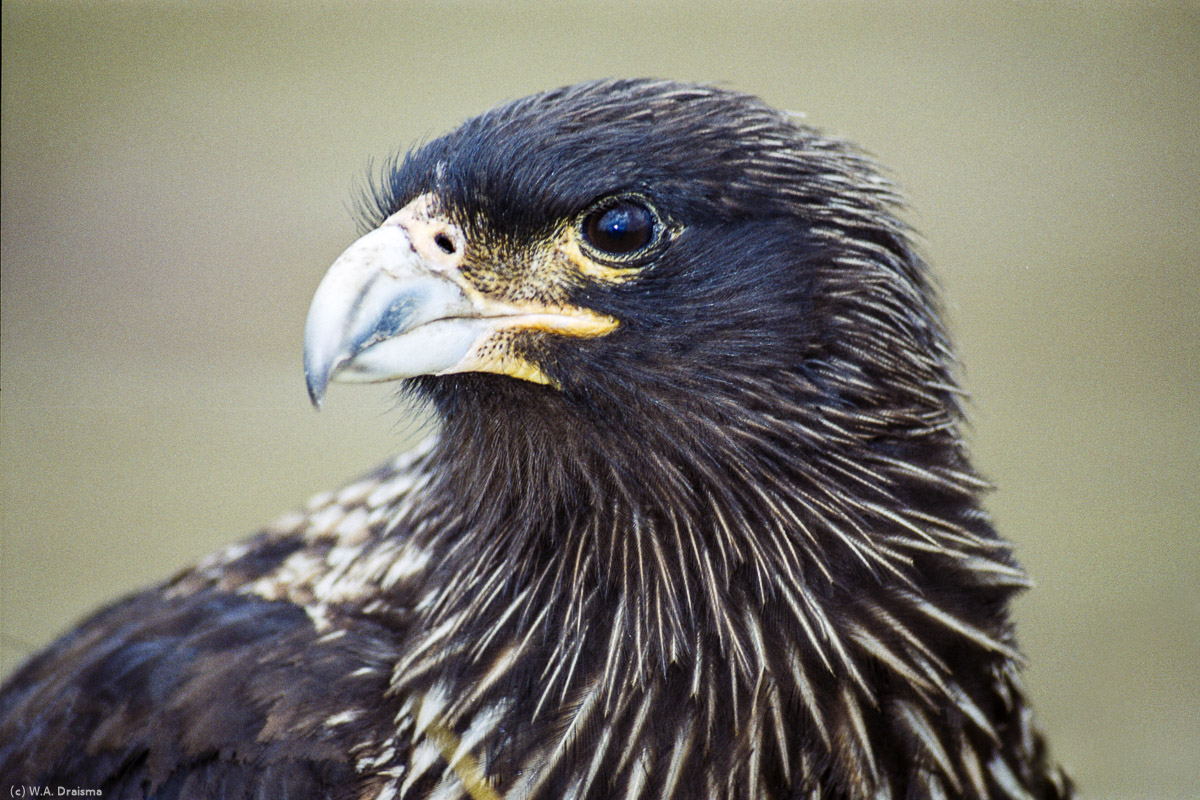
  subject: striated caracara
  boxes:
[0,79,1071,799]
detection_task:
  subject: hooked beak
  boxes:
[303,220,485,407]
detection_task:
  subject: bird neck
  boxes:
[408,374,1020,685]
[376,376,1041,797]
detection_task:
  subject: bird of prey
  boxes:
[1,79,1071,800]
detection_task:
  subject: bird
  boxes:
[0,79,1071,800]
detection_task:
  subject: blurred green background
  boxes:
[2,2,1197,796]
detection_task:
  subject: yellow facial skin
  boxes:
[418,196,650,386]
[304,191,668,398]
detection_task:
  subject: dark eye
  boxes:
[582,200,656,256]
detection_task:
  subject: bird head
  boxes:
[304,79,956,455]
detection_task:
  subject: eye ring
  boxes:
[579,196,661,259]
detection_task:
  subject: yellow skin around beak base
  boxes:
[303,194,620,405]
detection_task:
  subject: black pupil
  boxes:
[585,201,653,255]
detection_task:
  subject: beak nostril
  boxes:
[434,233,456,255]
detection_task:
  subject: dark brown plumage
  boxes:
[0,79,1070,799]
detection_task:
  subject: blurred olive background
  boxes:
[2,2,1197,796]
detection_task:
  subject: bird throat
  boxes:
[326,380,1037,798]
